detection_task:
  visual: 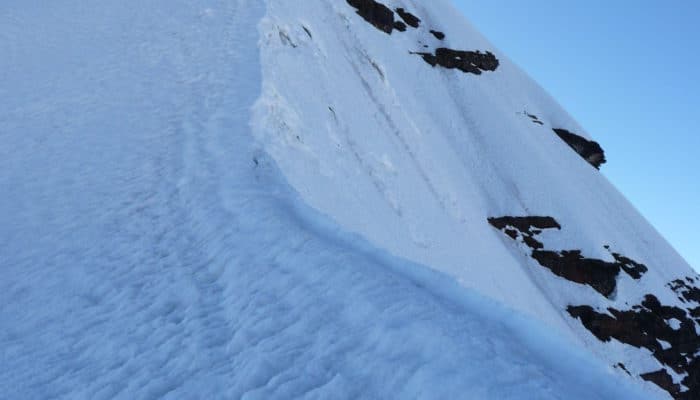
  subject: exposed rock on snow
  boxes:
[416,48,499,75]
[489,216,647,297]
[532,250,625,297]
[346,0,396,34]
[429,30,446,40]
[345,1,496,76]
[393,20,407,32]
[487,216,561,234]
[569,292,700,399]
[488,216,560,249]
[641,370,681,398]
[616,362,632,375]
[669,277,700,303]
[490,215,699,398]
[610,251,649,280]
[525,112,544,125]
[395,7,421,28]
[553,128,607,169]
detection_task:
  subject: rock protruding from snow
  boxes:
[395,8,421,28]
[346,0,396,34]
[489,217,648,297]
[525,112,544,125]
[641,370,681,398]
[345,1,497,76]
[569,291,700,400]
[491,214,698,398]
[553,128,607,169]
[429,30,446,40]
[416,48,499,75]
[488,216,560,249]
[669,277,700,303]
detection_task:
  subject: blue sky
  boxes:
[452,0,700,270]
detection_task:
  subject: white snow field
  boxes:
[0,0,690,399]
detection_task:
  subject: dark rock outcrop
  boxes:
[346,0,396,34]
[533,249,647,297]
[395,8,421,28]
[490,219,700,399]
[641,370,682,397]
[488,216,559,250]
[429,30,445,40]
[569,294,700,399]
[489,216,647,297]
[487,216,561,235]
[393,21,407,32]
[611,252,648,280]
[552,128,606,169]
[532,250,621,297]
[525,112,544,125]
[345,3,497,77]
[416,48,499,75]
[615,362,631,375]
[490,219,697,399]
[669,277,700,303]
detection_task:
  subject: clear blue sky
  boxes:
[452,1,700,271]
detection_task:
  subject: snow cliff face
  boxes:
[0,0,695,399]
[254,0,699,398]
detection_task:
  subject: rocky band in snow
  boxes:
[488,216,647,297]
[490,216,700,399]
[346,0,499,76]
[415,48,499,75]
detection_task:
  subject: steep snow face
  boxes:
[254,0,699,398]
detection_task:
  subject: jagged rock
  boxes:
[552,128,606,169]
[489,216,648,297]
[569,293,700,399]
[487,216,561,235]
[615,362,631,375]
[416,48,499,75]
[641,370,682,397]
[345,3,496,77]
[525,112,544,125]
[429,30,445,40]
[488,216,560,250]
[395,8,420,28]
[611,252,648,279]
[532,250,620,297]
[346,0,395,34]
[689,306,700,318]
[669,277,700,303]
[393,21,407,32]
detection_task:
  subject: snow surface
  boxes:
[0,0,684,398]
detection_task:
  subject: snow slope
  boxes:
[0,0,690,399]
